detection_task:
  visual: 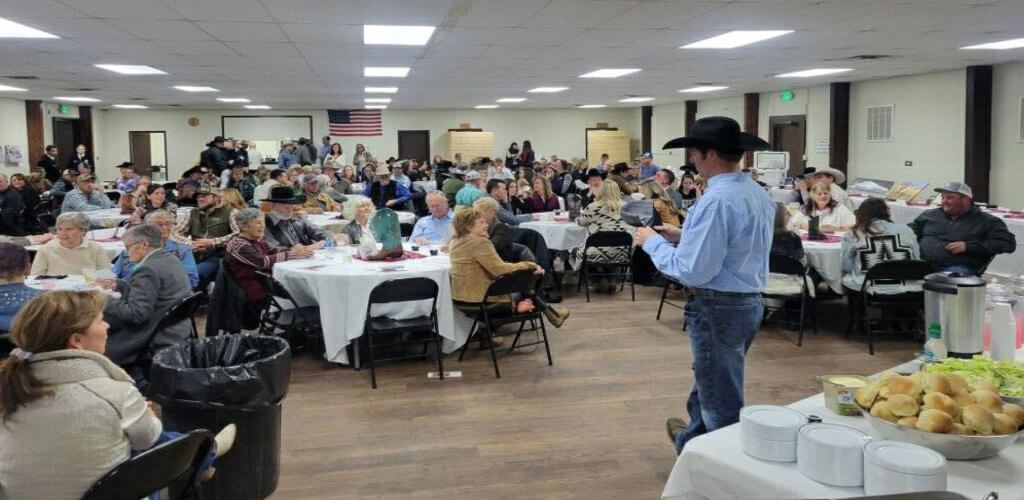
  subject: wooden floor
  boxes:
[269,285,917,499]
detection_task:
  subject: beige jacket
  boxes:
[0,349,161,500]
[448,235,535,303]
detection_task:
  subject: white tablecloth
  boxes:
[85,208,129,228]
[802,236,843,293]
[770,187,801,204]
[413,180,436,193]
[662,352,1024,500]
[272,244,472,365]
[520,212,589,251]
[305,211,416,233]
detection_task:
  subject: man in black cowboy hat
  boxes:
[261,186,330,250]
[582,168,605,208]
[175,183,234,290]
[200,136,228,176]
[634,116,775,454]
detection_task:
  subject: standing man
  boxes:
[234,139,250,170]
[0,173,26,236]
[318,135,332,166]
[634,117,774,454]
[639,152,660,180]
[200,136,228,176]
[37,145,60,183]
[278,140,299,169]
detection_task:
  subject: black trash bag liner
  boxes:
[149,334,291,410]
[621,199,657,227]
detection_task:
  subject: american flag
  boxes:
[327,109,383,136]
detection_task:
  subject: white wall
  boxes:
[758,86,831,169]
[0,97,28,173]
[848,70,966,192]
[696,96,743,124]
[95,107,641,180]
[651,103,684,167]
[991,61,1024,208]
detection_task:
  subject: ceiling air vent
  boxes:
[847,54,892,60]
[2,75,39,80]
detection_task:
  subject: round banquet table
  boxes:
[520,212,589,251]
[85,208,130,228]
[305,211,416,232]
[800,233,844,294]
[272,244,473,365]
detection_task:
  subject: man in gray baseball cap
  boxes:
[908,181,1016,274]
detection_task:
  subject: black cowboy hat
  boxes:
[206,136,226,147]
[585,168,606,181]
[662,116,769,152]
[261,185,307,204]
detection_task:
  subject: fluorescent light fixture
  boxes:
[94,64,167,75]
[681,30,792,49]
[365,86,398,94]
[217,97,251,103]
[364,98,391,103]
[961,38,1024,50]
[112,104,148,109]
[244,105,271,109]
[579,68,641,78]
[679,85,729,93]
[54,96,100,102]
[364,67,410,78]
[577,104,606,109]
[775,68,853,78]
[365,105,387,109]
[619,97,654,103]
[0,84,28,92]
[528,86,569,93]
[0,17,59,38]
[474,105,499,109]
[363,25,436,46]
[174,85,219,92]
[496,97,526,103]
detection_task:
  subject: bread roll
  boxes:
[855,385,879,409]
[887,376,922,398]
[897,416,918,428]
[949,388,975,408]
[887,394,920,417]
[972,380,998,394]
[916,409,954,434]
[993,413,1019,435]
[972,390,1003,413]
[950,423,974,435]
[922,392,958,417]
[908,371,925,386]
[946,373,969,392]
[961,404,995,435]
[922,373,952,395]
[870,400,899,423]
[1002,403,1024,428]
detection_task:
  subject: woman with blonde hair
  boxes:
[220,187,247,211]
[638,180,681,227]
[0,291,234,499]
[791,181,854,232]
[571,182,634,289]
[527,175,559,212]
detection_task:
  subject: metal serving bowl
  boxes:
[859,408,1022,460]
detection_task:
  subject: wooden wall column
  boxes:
[828,82,850,184]
[79,105,95,157]
[743,93,759,166]
[964,65,993,202]
[641,105,652,153]
[25,100,43,169]
[684,100,697,135]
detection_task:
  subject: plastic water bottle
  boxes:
[990,303,1016,361]
[923,323,947,362]
[324,234,335,251]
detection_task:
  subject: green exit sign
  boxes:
[59,104,71,114]
[780,90,795,102]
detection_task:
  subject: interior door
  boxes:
[397,130,430,163]
[769,115,807,177]
[129,131,152,171]
[52,118,80,162]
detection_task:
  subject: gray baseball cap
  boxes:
[465,171,482,181]
[934,182,973,198]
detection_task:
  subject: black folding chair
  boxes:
[32,197,58,229]
[458,269,553,378]
[400,222,414,238]
[761,255,817,346]
[845,259,934,355]
[575,231,634,302]
[155,292,205,340]
[655,274,688,328]
[360,278,443,388]
[81,429,214,500]
[0,331,12,357]
[255,271,323,353]
[106,191,121,204]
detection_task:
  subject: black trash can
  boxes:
[149,335,292,500]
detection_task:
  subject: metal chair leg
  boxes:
[488,330,501,379]
[797,293,806,347]
[629,267,635,301]
[541,317,553,366]
[435,332,445,380]
[366,333,378,388]
[657,280,669,320]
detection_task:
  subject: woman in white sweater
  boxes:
[29,211,111,276]
[789,181,855,233]
[0,291,233,499]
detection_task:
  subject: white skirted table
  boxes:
[84,208,130,228]
[801,234,844,293]
[661,352,1024,500]
[520,212,589,251]
[272,244,473,365]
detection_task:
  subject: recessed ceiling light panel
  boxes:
[244,105,271,109]
[217,97,251,103]
[0,17,59,38]
[679,86,729,93]
[681,30,793,49]
[112,104,148,109]
[94,64,167,75]
[579,68,641,78]
[961,38,1024,50]
[363,25,436,46]
[577,104,607,109]
[174,85,219,92]
[0,84,28,92]
[364,67,410,78]
[775,68,853,78]
[364,98,392,103]
[619,97,654,103]
[365,86,399,93]
[496,97,526,103]
[528,87,569,93]
[474,105,499,109]
[54,96,100,102]
[365,104,387,109]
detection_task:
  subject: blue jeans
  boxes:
[675,292,763,453]
[196,257,222,292]
[935,263,979,275]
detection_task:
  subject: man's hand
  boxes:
[191,239,214,252]
[414,236,429,245]
[635,227,657,247]
[385,199,397,207]
[310,240,326,250]
[795,179,808,192]
[291,246,314,258]
[821,224,837,233]
[532,214,541,221]
[653,224,682,243]
[946,241,967,254]
[533,265,546,275]
[95,278,117,291]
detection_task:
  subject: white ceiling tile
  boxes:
[153,40,235,56]
[597,1,726,29]
[562,29,653,48]
[6,17,135,40]
[225,41,301,56]
[522,0,642,28]
[431,26,509,46]
[0,0,85,18]
[361,0,457,25]
[444,0,549,27]
[503,28,586,47]
[199,22,288,42]
[160,0,275,22]
[262,0,361,24]
[107,20,214,41]
[61,0,184,20]
[280,23,362,44]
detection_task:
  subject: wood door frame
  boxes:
[584,126,619,158]
[51,117,81,151]
[397,129,430,160]
[768,114,807,175]
[128,130,168,171]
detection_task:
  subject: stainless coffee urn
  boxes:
[923,272,987,358]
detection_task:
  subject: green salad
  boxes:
[925,356,1024,397]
